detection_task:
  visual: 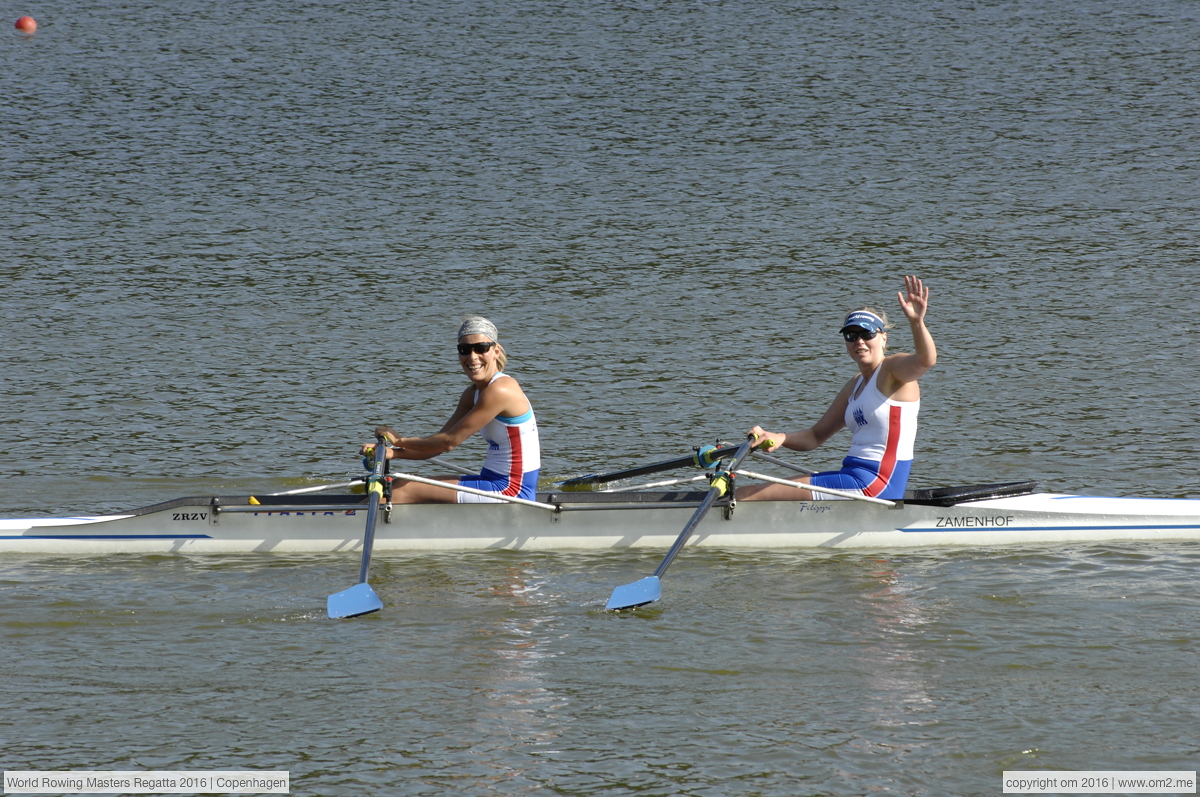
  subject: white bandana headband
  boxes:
[457,316,499,342]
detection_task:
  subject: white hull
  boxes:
[3,487,1200,554]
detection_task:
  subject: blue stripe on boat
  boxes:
[905,524,1200,533]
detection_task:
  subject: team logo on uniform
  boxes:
[853,407,868,427]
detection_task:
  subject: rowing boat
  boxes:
[4,481,1200,554]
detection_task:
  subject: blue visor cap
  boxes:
[839,311,885,335]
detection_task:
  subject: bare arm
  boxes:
[374,377,531,460]
[883,275,937,389]
[748,377,855,453]
[437,387,477,434]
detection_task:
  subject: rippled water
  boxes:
[4,0,1200,793]
[6,546,1200,795]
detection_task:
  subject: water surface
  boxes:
[4,0,1200,793]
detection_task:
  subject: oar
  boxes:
[327,435,389,619]
[429,456,475,475]
[557,444,739,488]
[750,450,813,475]
[271,478,366,496]
[600,474,709,493]
[605,434,759,611]
[272,455,473,497]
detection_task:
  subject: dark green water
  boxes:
[4,0,1200,793]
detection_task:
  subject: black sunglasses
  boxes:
[842,328,880,343]
[457,341,498,356]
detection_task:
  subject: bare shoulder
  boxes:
[836,374,861,398]
[879,353,922,399]
[482,373,522,395]
[478,374,531,415]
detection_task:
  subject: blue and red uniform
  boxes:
[809,367,919,500]
[456,373,541,503]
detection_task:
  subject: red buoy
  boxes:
[15,16,37,33]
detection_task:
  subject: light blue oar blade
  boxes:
[602,436,760,612]
[327,582,383,619]
[606,576,661,611]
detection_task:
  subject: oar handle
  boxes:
[557,443,744,487]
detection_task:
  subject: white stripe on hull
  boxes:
[2,492,1200,554]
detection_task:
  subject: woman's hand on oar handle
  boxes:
[373,426,401,445]
[711,431,778,497]
[360,427,403,461]
[749,426,785,453]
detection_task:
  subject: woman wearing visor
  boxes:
[738,275,936,502]
[360,316,540,504]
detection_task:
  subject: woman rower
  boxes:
[738,275,936,502]
[360,316,541,504]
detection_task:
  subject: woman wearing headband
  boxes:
[738,275,936,502]
[360,316,541,504]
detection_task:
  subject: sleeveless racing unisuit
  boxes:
[456,373,541,504]
[809,366,919,500]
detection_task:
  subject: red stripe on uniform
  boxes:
[863,405,902,498]
[502,425,524,496]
